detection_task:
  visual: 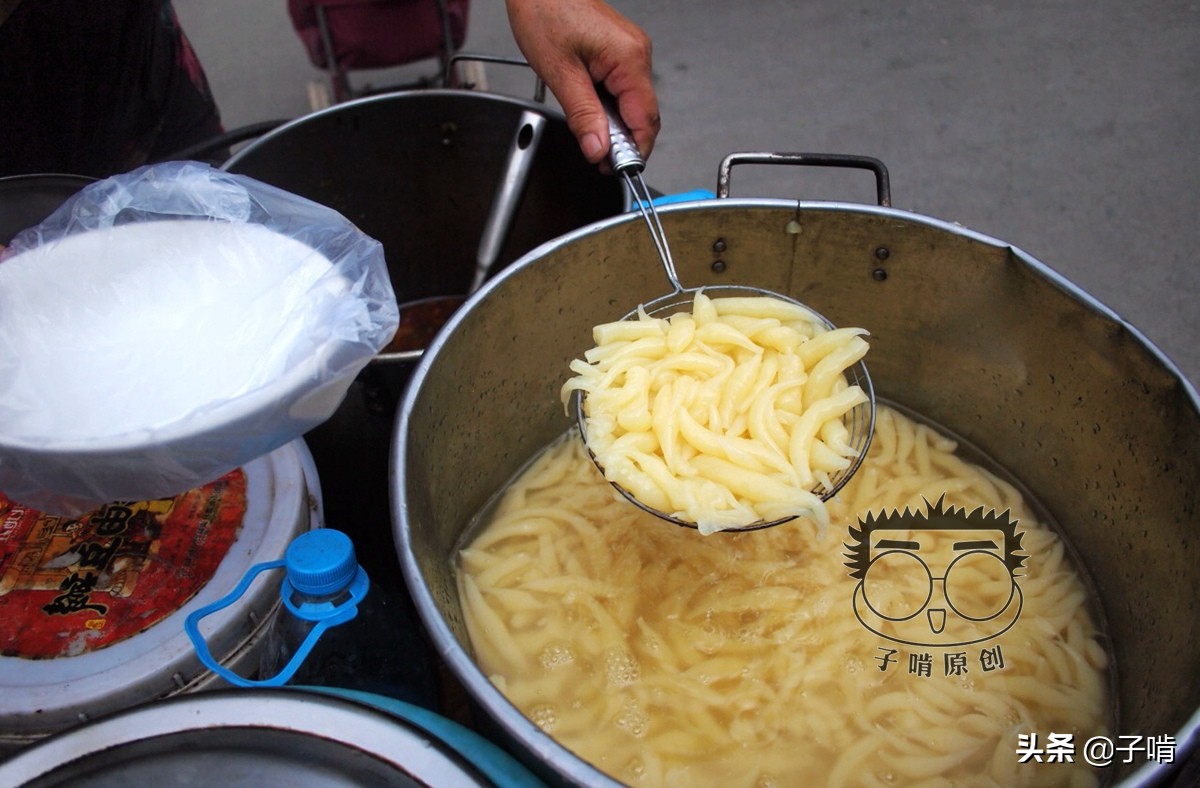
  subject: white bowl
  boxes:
[0,219,373,513]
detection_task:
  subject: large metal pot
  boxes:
[223,87,626,591]
[393,155,1200,786]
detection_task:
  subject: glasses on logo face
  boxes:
[861,532,1016,623]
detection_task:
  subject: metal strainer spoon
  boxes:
[569,94,875,532]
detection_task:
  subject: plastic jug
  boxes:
[186,529,430,703]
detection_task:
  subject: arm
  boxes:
[504,0,660,165]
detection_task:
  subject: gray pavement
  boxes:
[175,0,1200,388]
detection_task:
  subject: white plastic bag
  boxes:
[0,161,399,514]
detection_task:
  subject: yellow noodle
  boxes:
[459,573,529,670]
[564,291,869,531]
[459,406,1110,787]
[801,335,870,409]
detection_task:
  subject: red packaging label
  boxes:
[0,472,247,659]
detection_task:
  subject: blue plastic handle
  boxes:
[184,559,368,687]
[650,188,715,206]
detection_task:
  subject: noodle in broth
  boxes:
[457,405,1111,787]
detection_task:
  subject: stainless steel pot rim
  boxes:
[428,195,1199,406]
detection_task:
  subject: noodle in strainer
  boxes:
[564,95,875,534]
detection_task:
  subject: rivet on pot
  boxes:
[712,238,727,253]
[874,246,890,260]
[440,122,457,146]
[873,268,888,281]
[712,260,727,273]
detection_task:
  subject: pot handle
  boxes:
[716,152,891,207]
[470,109,548,294]
[446,52,548,104]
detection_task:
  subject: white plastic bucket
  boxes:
[0,687,544,787]
[0,439,320,751]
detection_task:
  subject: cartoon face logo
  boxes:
[844,496,1026,647]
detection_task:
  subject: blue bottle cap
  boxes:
[284,529,358,596]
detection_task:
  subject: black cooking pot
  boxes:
[0,173,95,245]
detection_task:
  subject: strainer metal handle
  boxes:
[597,87,681,293]
[599,91,646,174]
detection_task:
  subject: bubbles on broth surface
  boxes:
[458,404,1114,787]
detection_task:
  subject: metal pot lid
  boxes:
[0,689,501,786]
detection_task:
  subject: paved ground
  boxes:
[176,0,1200,389]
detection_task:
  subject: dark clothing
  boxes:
[0,0,224,178]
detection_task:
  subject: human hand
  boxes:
[505,0,660,167]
